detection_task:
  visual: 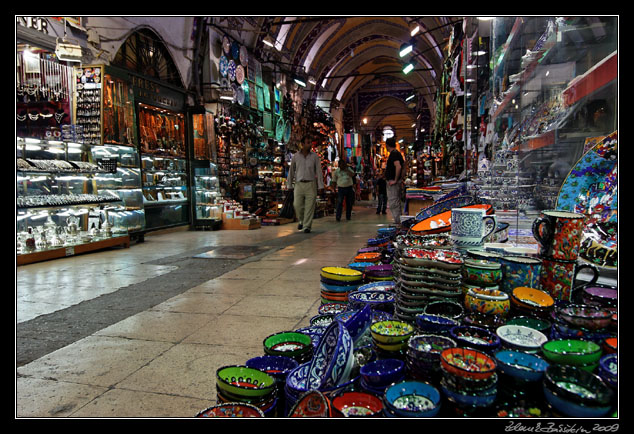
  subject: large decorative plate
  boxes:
[410,204,493,234]
[227,60,236,82]
[283,120,292,142]
[239,45,248,65]
[556,131,617,268]
[275,117,285,141]
[235,64,245,84]
[236,85,245,105]
[415,195,477,222]
[231,41,240,60]
[222,35,231,54]
[219,55,228,77]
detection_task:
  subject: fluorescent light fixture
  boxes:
[478,17,495,21]
[263,36,275,48]
[308,76,317,85]
[294,76,307,87]
[402,63,414,74]
[399,43,413,57]
[405,94,416,101]
[410,25,420,36]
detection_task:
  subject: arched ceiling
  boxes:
[213,16,463,142]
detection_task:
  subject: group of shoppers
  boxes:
[286,136,404,232]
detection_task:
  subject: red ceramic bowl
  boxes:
[603,337,617,354]
[331,391,383,417]
[440,347,497,381]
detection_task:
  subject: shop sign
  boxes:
[129,74,185,110]
[16,17,50,34]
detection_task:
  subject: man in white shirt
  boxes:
[287,136,324,233]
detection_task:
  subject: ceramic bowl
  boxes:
[359,358,405,388]
[246,355,299,380]
[598,353,617,387]
[407,334,457,363]
[358,246,380,254]
[399,248,464,270]
[347,290,395,310]
[462,259,502,286]
[541,339,602,366]
[306,320,354,391]
[496,324,548,352]
[357,281,395,292]
[581,285,618,308]
[332,391,383,417]
[320,281,359,293]
[440,347,497,381]
[557,304,613,331]
[295,325,327,349]
[287,390,331,417]
[365,264,393,277]
[215,365,277,398]
[415,313,460,334]
[342,304,374,344]
[383,381,442,417]
[542,365,614,417]
[318,303,348,316]
[196,402,265,417]
[450,326,501,353]
[494,350,549,382]
[370,320,415,345]
[511,287,555,311]
[439,378,497,408]
[347,262,375,272]
[310,313,335,327]
[504,316,551,336]
[603,337,617,354]
[285,363,310,398]
[263,331,312,360]
[320,266,363,282]
[354,252,382,263]
[423,300,464,320]
[464,287,510,317]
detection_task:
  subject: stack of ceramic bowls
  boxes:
[369,320,415,356]
[294,325,327,350]
[382,381,442,417]
[367,236,391,249]
[263,331,313,364]
[598,353,617,390]
[463,287,510,330]
[196,402,265,417]
[449,325,501,355]
[405,334,456,384]
[331,391,384,417]
[215,365,278,416]
[509,286,555,318]
[364,264,394,283]
[320,266,364,306]
[462,258,502,291]
[542,364,614,417]
[493,349,549,402]
[540,338,603,372]
[439,347,499,411]
[359,358,406,396]
[347,262,375,273]
[495,324,548,354]
[246,355,299,415]
[551,304,614,342]
[347,289,395,313]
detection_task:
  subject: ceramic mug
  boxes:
[532,210,586,261]
[500,256,542,294]
[539,258,599,303]
[451,208,497,248]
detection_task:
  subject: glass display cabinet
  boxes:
[16,137,131,265]
[192,160,222,229]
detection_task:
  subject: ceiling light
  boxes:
[478,17,495,21]
[293,75,307,87]
[405,94,416,102]
[399,42,413,57]
[263,36,275,48]
[410,25,420,37]
[402,63,415,74]
[308,76,317,85]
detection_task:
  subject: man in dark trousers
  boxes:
[376,171,387,215]
[385,137,404,225]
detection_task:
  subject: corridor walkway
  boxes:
[16,202,391,417]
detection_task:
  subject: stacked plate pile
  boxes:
[405,334,456,385]
[354,252,382,265]
[364,264,394,283]
[438,347,499,413]
[320,266,364,306]
[215,365,279,416]
[263,331,313,364]
[392,243,464,323]
[551,304,614,344]
[358,358,406,399]
[246,355,299,416]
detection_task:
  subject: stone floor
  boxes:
[16,202,395,418]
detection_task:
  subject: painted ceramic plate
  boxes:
[222,35,231,54]
[231,41,240,60]
[219,55,228,77]
[228,60,236,81]
[235,64,245,84]
[275,117,285,141]
[239,45,248,65]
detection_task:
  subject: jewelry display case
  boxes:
[16,137,131,265]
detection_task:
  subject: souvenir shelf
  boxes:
[141,154,189,230]
[16,138,131,265]
[192,160,222,228]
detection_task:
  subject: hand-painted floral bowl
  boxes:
[440,347,497,381]
[462,312,506,332]
[294,325,327,349]
[196,402,265,417]
[263,331,313,360]
[318,303,348,316]
[407,334,456,364]
[310,313,335,327]
[415,313,460,334]
[342,304,374,344]
[541,339,602,366]
[439,377,497,408]
[383,381,442,417]
[504,316,551,336]
[462,259,502,286]
[464,287,510,317]
[496,324,548,352]
[332,391,383,417]
[557,304,613,331]
[347,289,395,311]
[320,266,363,282]
[215,365,277,398]
[306,320,354,391]
[347,262,375,272]
[542,365,614,417]
[511,287,555,311]
[370,320,415,345]
[287,390,331,417]
[449,325,501,353]
[598,353,617,387]
[359,358,405,388]
[494,350,549,382]
[246,355,299,381]
[357,281,395,292]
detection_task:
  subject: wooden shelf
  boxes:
[17,235,130,266]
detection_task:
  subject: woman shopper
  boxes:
[330,158,356,221]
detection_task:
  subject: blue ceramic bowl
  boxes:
[357,281,395,292]
[246,355,299,381]
[306,320,354,391]
[440,378,497,408]
[407,334,457,363]
[449,325,501,353]
[342,304,374,344]
[598,353,617,387]
[359,358,405,388]
[415,313,460,334]
[295,325,327,349]
[347,290,395,311]
[494,350,549,382]
[320,281,359,293]
[348,262,375,272]
[310,313,335,327]
[383,381,441,417]
[542,365,614,417]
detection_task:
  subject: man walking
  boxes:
[287,136,324,233]
[385,137,404,225]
